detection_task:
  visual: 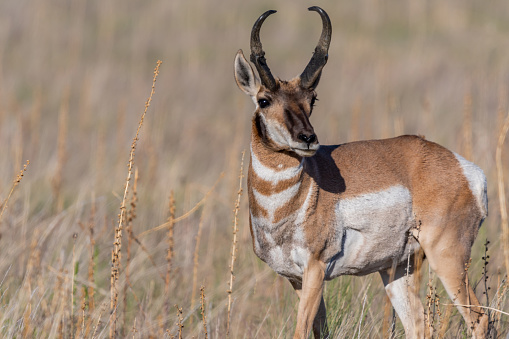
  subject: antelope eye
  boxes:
[310,96,317,108]
[258,99,270,108]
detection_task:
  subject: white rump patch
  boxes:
[454,153,488,217]
[251,146,303,185]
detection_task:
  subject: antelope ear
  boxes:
[234,49,259,96]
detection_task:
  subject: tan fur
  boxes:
[235,29,488,339]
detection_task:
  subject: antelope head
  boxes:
[234,6,332,157]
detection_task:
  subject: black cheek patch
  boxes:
[284,108,307,139]
[255,113,268,142]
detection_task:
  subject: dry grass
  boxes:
[200,285,209,339]
[110,60,162,338]
[165,190,175,330]
[0,160,28,226]
[497,110,509,278]
[226,150,244,337]
[0,1,508,338]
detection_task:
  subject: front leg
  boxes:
[290,278,329,339]
[293,259,326,339]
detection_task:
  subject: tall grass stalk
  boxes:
[226,150,245,337]
[496,110,509,277]
[165,190,176,329]
[123,167,138,336]
[175,304,184,339]
[191,205,207,321]
[200,285,208,339]
[71,233,78,337]
[110,60,162,338]
[0,160,29,226]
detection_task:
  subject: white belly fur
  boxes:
[325,185,416,279]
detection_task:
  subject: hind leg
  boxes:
[419,223,488,338]
[379,261,425,339]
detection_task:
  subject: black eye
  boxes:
[258,99,270,108]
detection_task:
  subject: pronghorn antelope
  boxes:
[234,6,489,339]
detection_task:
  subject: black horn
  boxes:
[250,10,278,91]
[300,6,332,89]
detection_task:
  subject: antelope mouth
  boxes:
[291,143,320,157]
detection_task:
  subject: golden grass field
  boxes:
[0,0,508,337]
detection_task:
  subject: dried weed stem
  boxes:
[437,303,454,339]
[75,289,86,339]
[0,160,29,226]
[110,59,162,339]
[425,272,442,336]
[92,301,108,339]
[123,168,138,336]
[131,317,137,338]
[165,191,176,327]
[226,150,245,337]
[200,286,208,339]
[88,199,96,314]
[481,239,492,335]
[71,233,78,337]
[191,207,206,317]
[22,229,41,337]
[175,304,184,339]
[441,303,509,316]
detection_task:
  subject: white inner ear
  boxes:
[234,51,260,97]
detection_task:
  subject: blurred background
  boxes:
[0,0,508,337]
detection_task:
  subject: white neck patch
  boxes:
[251,145,303,185]
[252,181,301,224]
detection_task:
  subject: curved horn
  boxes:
[250,10,278,91]
[300,6,332,89]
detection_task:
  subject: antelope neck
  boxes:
[250,123,305,189]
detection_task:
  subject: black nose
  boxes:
[298,133,317,144]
